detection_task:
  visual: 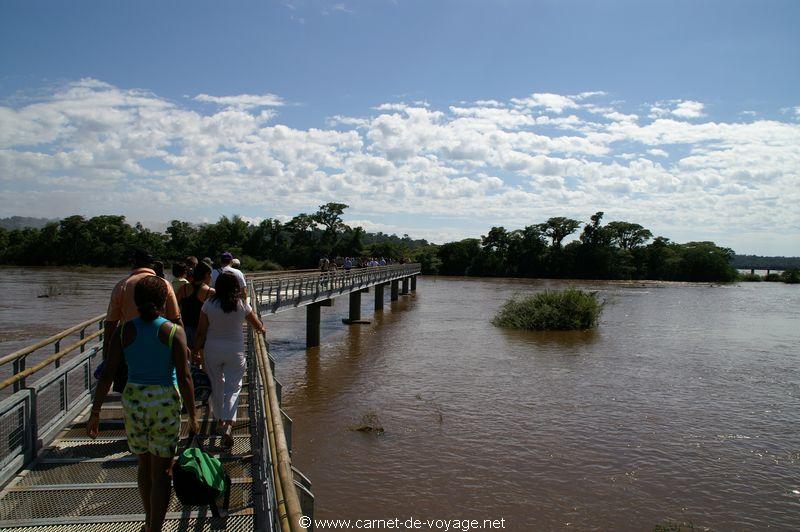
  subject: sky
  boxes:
[0,0,798,255]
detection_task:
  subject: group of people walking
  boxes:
[87,249,265,532]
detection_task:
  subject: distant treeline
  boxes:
[730,255,800,271]
[0,207,753,282]
[0,204,428,271]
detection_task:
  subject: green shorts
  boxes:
[122,383,182,458]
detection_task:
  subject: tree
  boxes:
[313,203,348,234]
[538,217,581,249]
[166,220,197,260]
[605,221,653,250]
[314,203,349,255]
[438,239,480,276]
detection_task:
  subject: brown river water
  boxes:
[2,269,799,530]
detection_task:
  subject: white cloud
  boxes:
[194,92,285,109]
[671,100,705,119]
[510,92,579,114]
[1,79,798,254]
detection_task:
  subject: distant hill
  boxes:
[732,255,800,270]
[0,216,53,230]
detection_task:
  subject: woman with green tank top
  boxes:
[88,276,198,532]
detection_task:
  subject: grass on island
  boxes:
[492,288,603,331]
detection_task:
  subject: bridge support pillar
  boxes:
[306,302,321,348]
[411,275,417,291]
[390,280,399,301]
[374,284,384,311]
[401,277,410,295]
[343,290,370,324]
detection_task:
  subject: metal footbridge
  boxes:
[0,264,420,530]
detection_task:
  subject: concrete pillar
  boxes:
[349,290,361,321]
[374,284,384,311]
[411,275,417,291]
[401,277,410,295]
[306,303,321,348]
[343,290,371,324]
[750,268,755,275]
[390,280,399,301]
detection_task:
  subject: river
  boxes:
[2,269,798,530]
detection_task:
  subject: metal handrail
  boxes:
[250,284,307,532]
[0,329,104,391]
[0,313,105,366]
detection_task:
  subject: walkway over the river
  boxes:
[0,264,421,531]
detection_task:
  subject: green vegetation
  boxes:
[731,254,800,271]
[434,212,739,282]
[738,273,762,282]
[349,410,385,434]
[781,268,800,284]
[0,208,778,284]
[0,204,429,270]
[492,288,603,331]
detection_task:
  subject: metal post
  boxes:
[54,340,60,369]
[13,357,25,393]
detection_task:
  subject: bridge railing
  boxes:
[0,314,106,487]
[252,264,421,312]
[249,285,310,532]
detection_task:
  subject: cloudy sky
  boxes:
[1,0,798,255]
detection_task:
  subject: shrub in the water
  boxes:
[492,288,603,331]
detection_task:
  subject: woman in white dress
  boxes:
[193,272,266,447]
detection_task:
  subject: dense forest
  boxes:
[0,205,792,283]
[731,255,800,271]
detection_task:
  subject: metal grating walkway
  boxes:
[0,377,257,530]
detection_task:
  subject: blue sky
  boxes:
[1,0,799,254]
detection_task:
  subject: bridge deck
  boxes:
[0,379,256,531]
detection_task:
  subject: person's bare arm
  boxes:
[102,321,118,359]
[192,311,209,365]
[245,310,266,334]
[88,324,125,438]
[169,325,198,435]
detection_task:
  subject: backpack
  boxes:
[173,439,231,517]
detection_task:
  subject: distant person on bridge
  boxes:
[104,249,183,393]
[176,262,215,349]
[89,275,197,532]
[184,256,199,282]
[171,262,189,294]
[210,252,247,301]
[193,272,266,448]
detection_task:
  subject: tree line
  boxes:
[0,206,745,282]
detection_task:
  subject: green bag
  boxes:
[173,442,231,517]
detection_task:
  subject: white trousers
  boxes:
[204,348,246,422]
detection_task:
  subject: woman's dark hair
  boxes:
[211,272,240,313]
[153,261,165,279]
[171,262,187,278]
[134,275,168,322]
[192,262,212,285]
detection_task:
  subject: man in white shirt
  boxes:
[211,252,247,300]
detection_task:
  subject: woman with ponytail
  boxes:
[194,272,266,447]
[89,275,198,532]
